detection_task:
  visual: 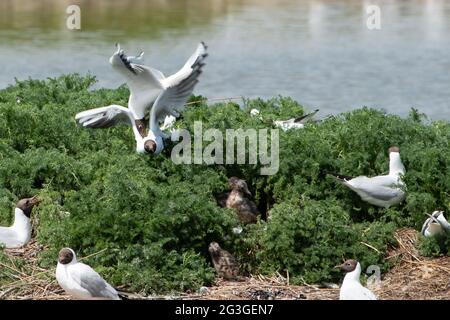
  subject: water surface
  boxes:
[1,0,449,119]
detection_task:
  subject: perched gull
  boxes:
[75,42,208,155]
[336,259,377,300]
[421,211,450,237]
[273,109,319,131]
[56,248,121,300]
[225,177,259,224]
[208,242,240,280]
[0,196,40,249]
[330,146,406,208]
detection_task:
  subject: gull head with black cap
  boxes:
[335,259,377,300]
[16,195,40,218]
[58,247,76,265]
[0,195,41,249]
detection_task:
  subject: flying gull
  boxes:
[75,42,208,155]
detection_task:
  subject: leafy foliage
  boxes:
[0,74,449,293]
[418,232,450,257]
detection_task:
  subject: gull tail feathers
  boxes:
[327,173,354,183]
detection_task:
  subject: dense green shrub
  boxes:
[0,74,449,293]
[418,232,450,257]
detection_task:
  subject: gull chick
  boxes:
[225,177,259,224]
[208,242,240,280]
[0,196,40,249]
[75,42,208,155]
[331,146,406,208]
[56,248,121,300]
[273,109,319,131]
[336,259,377,300]
[421,211,450,237]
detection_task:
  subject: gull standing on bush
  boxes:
[421,211,450,237]
[75,42,208,155]
[336,259,377,300]
[330,146,406,208]
[273,109,319,131]
[225,177,259,224]
[0,196,40,249]
[56,248,121,300]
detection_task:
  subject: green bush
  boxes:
[0,74,449,293]
[418,233,450,257]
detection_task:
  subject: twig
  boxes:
[360,241,381,254]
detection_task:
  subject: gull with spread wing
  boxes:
[75,42,208,154]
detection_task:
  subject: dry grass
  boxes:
[0,241,69,300]
[0,228,449,300]
[378,228,450,300]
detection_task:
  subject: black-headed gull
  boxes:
[208,242,240,280]
[225,177,259,224]
[331,146,406,208]
[75,42,208,155]
[273,109,319,131]
[56,248,121,300]
[421,211,450,237]
[0,196,40,249]
[336,259,377,300]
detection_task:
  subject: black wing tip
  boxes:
[327,173,354,181]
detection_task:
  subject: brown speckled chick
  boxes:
[225,177,259,224]
[208,242,240,280]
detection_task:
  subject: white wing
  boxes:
[72,263,119,300]
[149,43,207,132]
[341,283,377,300]
[421,217,432,236]
[161,42,208,88]
[75,105,135,129]
[111,43,207,120]
[110,45,165,119]
[292,109,319,124]
[0,227,21,248]
[347,175,403,201]
[361,287,377,300]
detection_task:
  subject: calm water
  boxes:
[1,0,450,119]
